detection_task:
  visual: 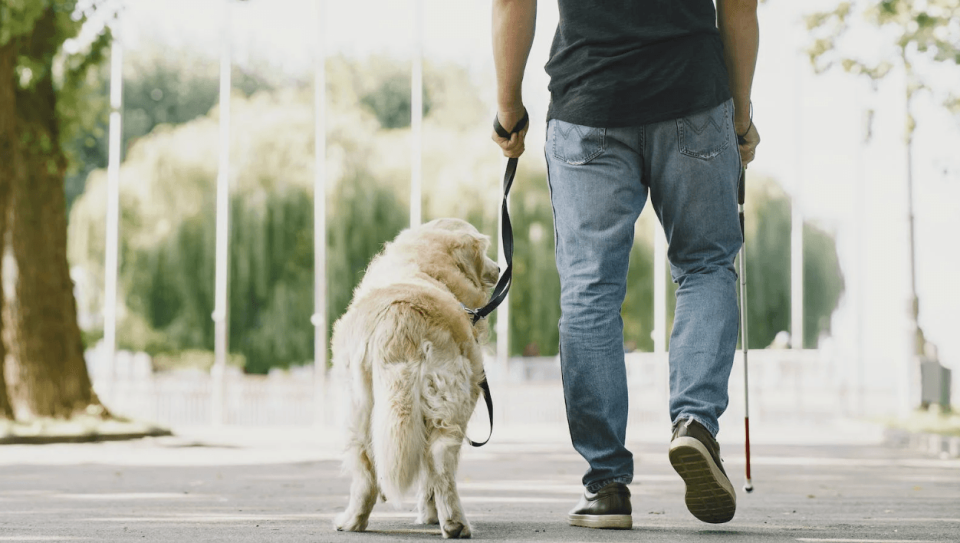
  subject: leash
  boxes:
[465,109,528,448]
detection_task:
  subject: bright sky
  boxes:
[118,0,960,404]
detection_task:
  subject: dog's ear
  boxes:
[471,233,499,288]
[452,232,497,288]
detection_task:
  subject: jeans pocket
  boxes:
[551,120,606,165]
[676,100,731,160]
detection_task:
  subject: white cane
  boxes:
[737,165,753,493]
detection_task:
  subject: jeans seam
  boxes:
[544,147,573,452]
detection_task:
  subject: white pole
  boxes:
[654,225,667,356]
[855,105,870,416]
[410,0,423,228]
[654,222,668,406]
[791,51,804,350]
[102,20,123,403]
[312,0,328,428]
[211,0,232,426]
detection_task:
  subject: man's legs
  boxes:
[645,98,742,436]
[645,98,742,523]
[544,120,645,494]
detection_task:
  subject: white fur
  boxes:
[332,218,498,539]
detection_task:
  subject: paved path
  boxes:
[1,423,958,542]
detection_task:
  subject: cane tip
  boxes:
[743,481,754,493]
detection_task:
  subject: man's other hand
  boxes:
[492,106,529,158]
[737,122,759,168]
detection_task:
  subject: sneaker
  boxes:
[567,482,632,529]
[669,418,737,524]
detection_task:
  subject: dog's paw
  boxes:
[415,511,439,525]
[441,520,471,539]
[333,512,368,532]
[416,500,439,525]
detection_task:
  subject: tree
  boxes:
[505,169,561,357]
[0,31,16,419]
[807,0,960,355]
[63,47,273,211]
[744,177,846,348]
[0,1,113,418]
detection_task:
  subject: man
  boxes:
[491,0,761,528]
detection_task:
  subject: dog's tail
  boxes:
[370,327,429,504]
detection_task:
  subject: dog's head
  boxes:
[382,218,498,311]
[424,218,499,289]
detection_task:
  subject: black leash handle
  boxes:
[465,109,528,448]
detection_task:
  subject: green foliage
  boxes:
[0,0,48,46]
[743,177,846,348]
[505,169,560,357]
[326,169,409,352]
[804,220,846,348]
[64,47,273,210]
[361,72,433,129]
[67,57,444,373]
[806,0,960,112]
[1,1,119,212]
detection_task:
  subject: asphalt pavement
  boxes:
[1,422,958,542]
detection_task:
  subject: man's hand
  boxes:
[737,121,759,168]
[718,0,759,168]
[492,0,536,158]
[492,106,529,158]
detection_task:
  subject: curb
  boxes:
[883,428,960,459]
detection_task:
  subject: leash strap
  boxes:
[463,109,528,324]
[465,109,528,448]
[467,379,494,447]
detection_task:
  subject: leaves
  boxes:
[807,0,960,113]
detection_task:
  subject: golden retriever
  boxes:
[332,218,499,539]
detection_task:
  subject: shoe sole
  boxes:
[567,513,632,530]
[669,436,737,524]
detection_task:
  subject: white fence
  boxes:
[92,348,902,429]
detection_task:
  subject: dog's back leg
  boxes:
[424,429,471,539]
[333,338,379,532]
[419,356,478,540]
[415,475,439,525]
[334,439,379,532]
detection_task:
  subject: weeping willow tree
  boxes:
[68,57,497,374]
[0,1,114,419]
[124,180,405,374]
[68,83,414,374]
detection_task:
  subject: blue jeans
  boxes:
[545,99,742,493]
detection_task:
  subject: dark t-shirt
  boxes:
[545,0,731,127]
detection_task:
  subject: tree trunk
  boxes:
[6,11,106,418]
[0,41,16,420]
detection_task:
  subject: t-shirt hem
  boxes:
[547,92,731,128]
